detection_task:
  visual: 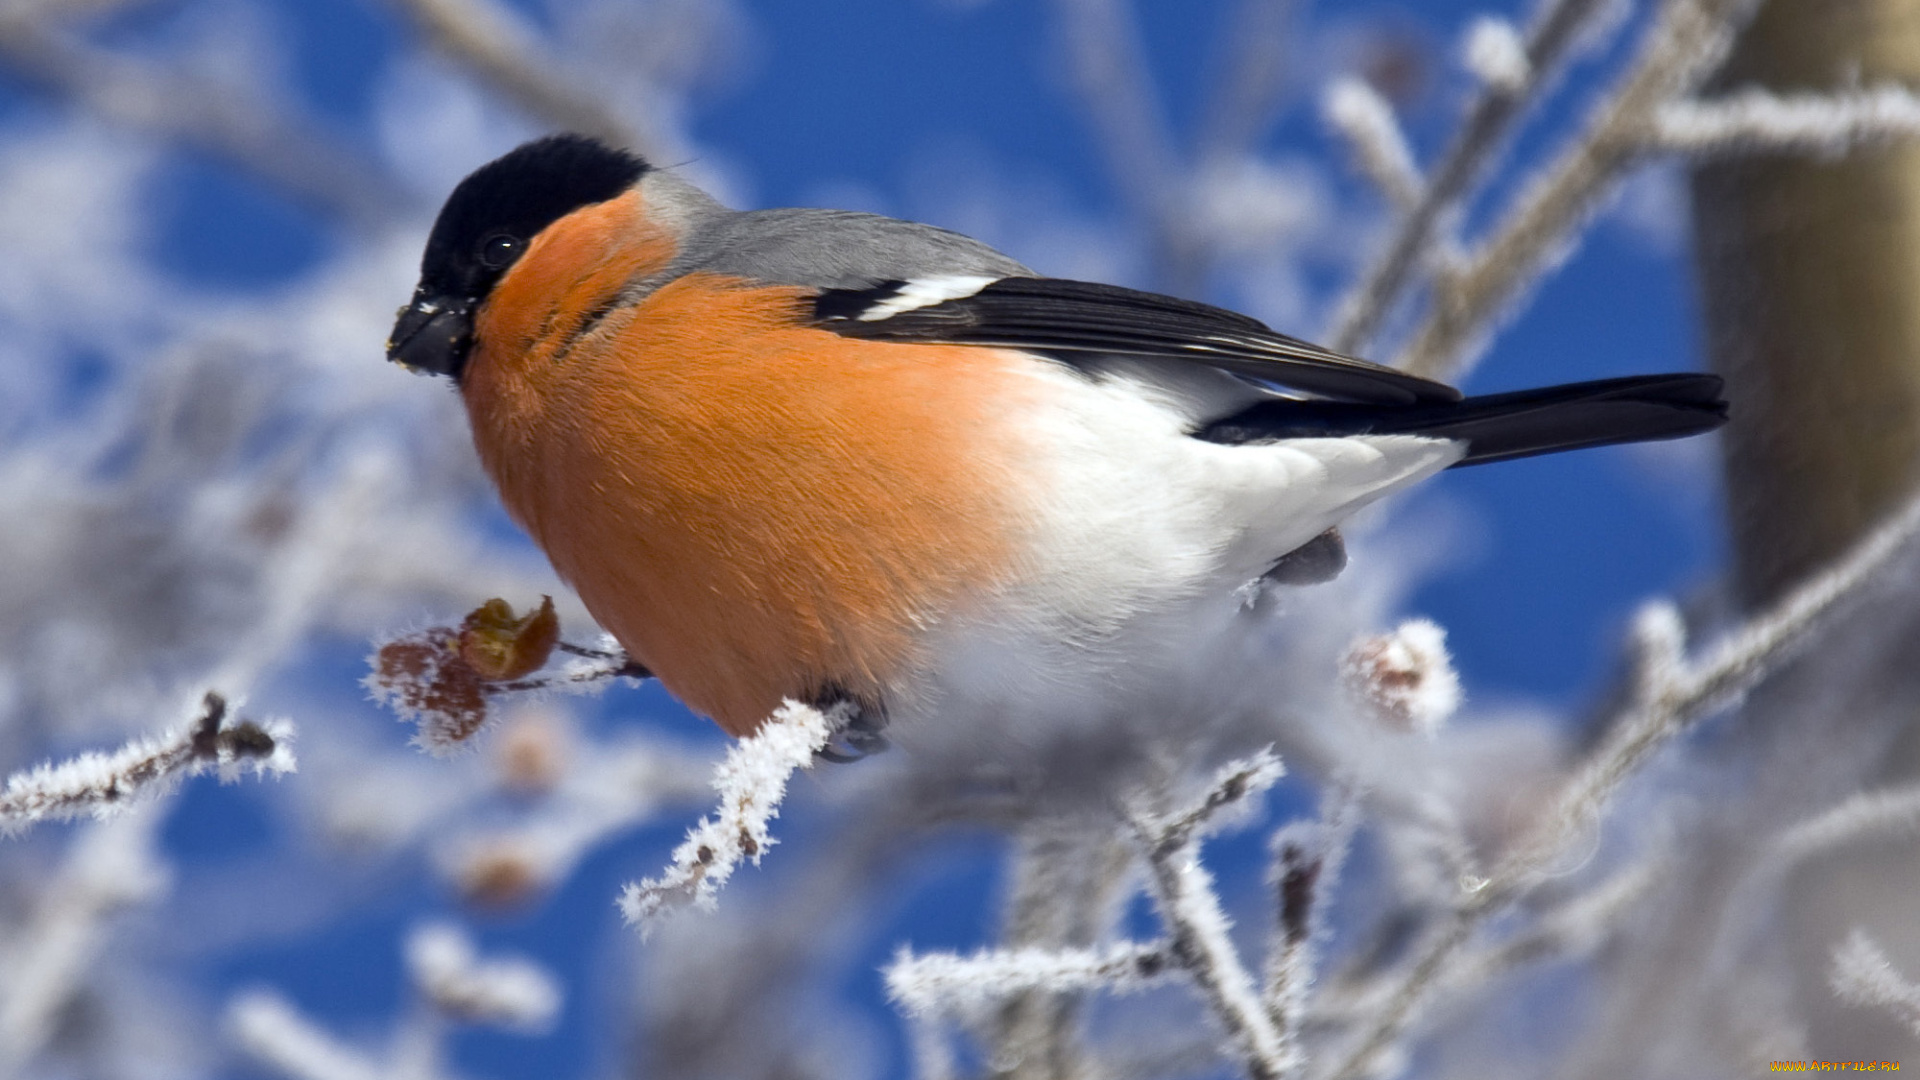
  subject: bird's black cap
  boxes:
[389,134,651,378]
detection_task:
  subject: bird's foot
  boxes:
[811,690,891,764]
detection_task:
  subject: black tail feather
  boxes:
[1194,373,1728,467]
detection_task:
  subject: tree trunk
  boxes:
[1692,0,1920,607]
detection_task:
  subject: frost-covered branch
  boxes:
[391,0,652,155]
[1770,783,1920,869]
[1325,0,1617,354]
[888,940,1177,1020]
[1393,0,1764,379]
[227,991,385,1080]
[1451,857,1660,986]
[1263,786,1356,1048]
[231,923,561,1080]
[618,700,837,933]
[0,691,293,833]
[0,6,399,225]
[986,820,1137,1079]
[1125,749,1295,1080]
[0,811,169,1073]
[1326,479,1920,1080]
[1830,930,1920,1038]
[405,922,561,1032]
[1322,78,1423,211]
[1708,781,1920,981]
[1654,85,1920,156]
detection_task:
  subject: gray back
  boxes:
[666,207,1032,290]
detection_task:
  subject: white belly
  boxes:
[887,358,1462,757]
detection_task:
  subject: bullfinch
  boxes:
[387,133,1726,753]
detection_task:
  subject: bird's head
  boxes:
[388,133,651,380]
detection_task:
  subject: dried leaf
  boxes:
[458,596,559,681]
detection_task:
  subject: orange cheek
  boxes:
[475,188,676,374]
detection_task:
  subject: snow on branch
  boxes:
[1830,929,1920,1037]
[0,691,294,834]
[1263,785,1357,1045]
[1325,478,1920,1080]
[0,811,170,1072]
[1325,0,1619,354]
[405,922,561,1033]
[618,700,837,934]
[1712,783,1920,971]
[1452,856,1660,985]
[1462,16,1530,94]
[887,939,1176,1020]
[1322,78,1424,210]
[227,991,384,1080]
[231,922,560,1080]
[1654,85,1920,157]
[1124,749,1296,1080]
[1141,749,1288,859]
[1770,783,1920,869]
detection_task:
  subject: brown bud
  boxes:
[370,629,489,752]
[457,844,546,909]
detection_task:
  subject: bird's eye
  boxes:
[478,233,524,269]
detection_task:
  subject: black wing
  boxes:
[811,276,1461,406]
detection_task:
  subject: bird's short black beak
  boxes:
[387,292,474,378]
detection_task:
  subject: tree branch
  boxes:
[1,691,294,833]
[1324,477,1920,1079]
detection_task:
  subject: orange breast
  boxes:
[462,196,1034,734]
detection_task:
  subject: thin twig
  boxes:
[1125,750,1293,1079]
[887,940,1177,1019]
[1325,0,1617,355]
[228,990,385,1080]
[487,655,650,694]
[1,691,294,833]
[986,820,1135,1080]
[389,0,649,155]
[1653,85,1920,156]
[1263,784,1358,1057]
[0,811,168,1071]
[1830,929,1920,1038]
[1393,0,1765,380]
[1323,78,1424,210]
[1450,857,1661,985]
